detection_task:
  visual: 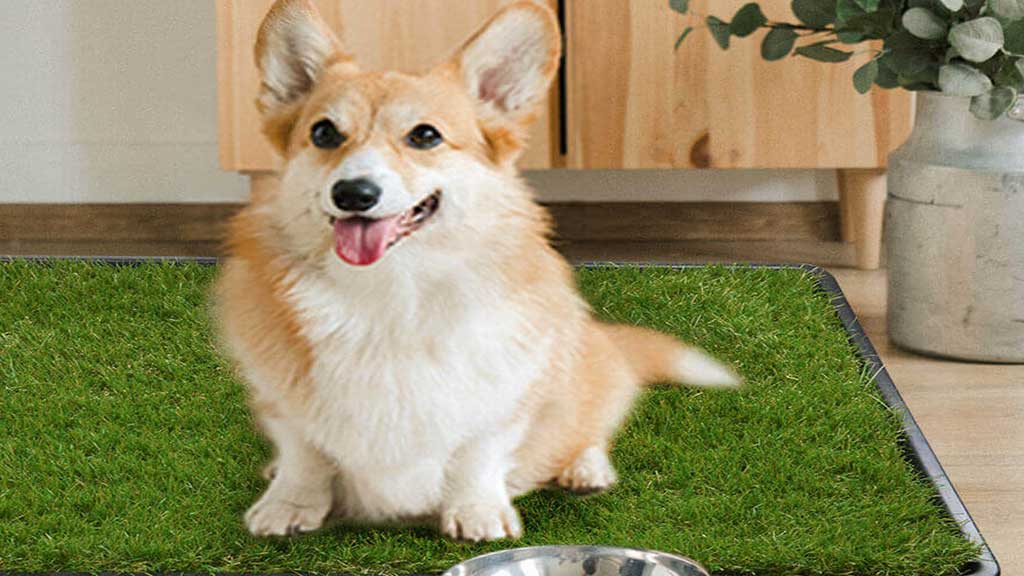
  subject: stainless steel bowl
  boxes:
[443,546,710,576]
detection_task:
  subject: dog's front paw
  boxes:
[245,492,330,537]
[440,502,522,542]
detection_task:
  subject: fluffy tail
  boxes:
[602,324,742,388]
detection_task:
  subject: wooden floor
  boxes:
[2,238,1020,575]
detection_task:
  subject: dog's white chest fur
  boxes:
[283,260,548,518]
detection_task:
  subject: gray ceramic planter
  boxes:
[886,92,1024,363]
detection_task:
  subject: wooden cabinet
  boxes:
[565,0,912,169]
[217,0,559,172]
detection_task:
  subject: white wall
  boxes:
[0,0,248,203]
[0,1,837,205]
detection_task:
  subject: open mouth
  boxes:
[330,191,441,266]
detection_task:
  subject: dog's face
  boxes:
[253,0,561,267]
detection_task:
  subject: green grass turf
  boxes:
[0,260,978,576]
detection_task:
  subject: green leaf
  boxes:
[993,57,1024,89]
[939,0,964,10]
[1005,20,1024,54]
[903,8,947,40]
[674,26,694,50]
[889,49,934,75]
[707,16,732,49]
[990,0,1024,19]
[855,0,881,11]
[836,0,898,38]
[761,28,799,60]
[795,43,854,62]
[838,30,866,43]
[897,64,940,88]
[970,86,1018,119]
[875,54,901,87]
[948,18,1005,63]
[670,0,690,14]
[730,3,768,37]
[853,59,880,92]
[792,0,837,27]
[939,62,995,95]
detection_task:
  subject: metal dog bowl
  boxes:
[443,546,710,576]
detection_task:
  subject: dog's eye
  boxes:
[311,119,346,149]
[406,124,443,150]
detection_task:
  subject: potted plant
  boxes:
[672,0,1024,362]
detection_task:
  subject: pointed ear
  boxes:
[449,1,561,126]
[254,0,354,116]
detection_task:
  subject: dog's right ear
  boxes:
[254,0,354,117]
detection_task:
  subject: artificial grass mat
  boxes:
[0,261,978,576]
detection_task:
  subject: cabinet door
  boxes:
[218,1,559,172]
[566,0,913,169]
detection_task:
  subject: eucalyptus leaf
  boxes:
[1005,20,1024,54]
[889,49,934,75]
[762,28,799,60]
[939,0,964,10]
[970,86,1018,119]
[836,0,867,23]
[669,0,690,14]
[898,64,941,87]
[948,18,1005,63]
[853,59,880,93]
[795,43,854,62]
[838,30,865,43]
[994,58,1024,88]
[730,3,768,37]
[707,16,731,49]
[836,0,896,37]
[939,62,995,95]
[903,8,947,40]
[990,0,1024,19]
[792,0,836,27]
[674,26,694,50]
[876,54,901,87]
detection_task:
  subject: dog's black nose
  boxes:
[331,178,381,213]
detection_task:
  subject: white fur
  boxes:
[675,348,743,388]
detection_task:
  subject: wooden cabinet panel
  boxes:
[217,0,559,172]
[565,0,913,169]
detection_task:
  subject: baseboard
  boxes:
[0,201,839,246]
[547,202,838,242]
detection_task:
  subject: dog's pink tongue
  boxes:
[333,216,401,266]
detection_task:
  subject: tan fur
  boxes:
[216,0,739,541]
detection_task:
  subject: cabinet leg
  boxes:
[838,177,856,243]
[246,171,280,203]
[837,168,886,270]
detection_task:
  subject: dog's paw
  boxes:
[440,502,522,542]
[557,446,617,493]
[245,493,330,537]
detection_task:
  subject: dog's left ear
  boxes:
[443,1,561,160]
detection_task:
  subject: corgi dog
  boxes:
[214,0,740,542]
